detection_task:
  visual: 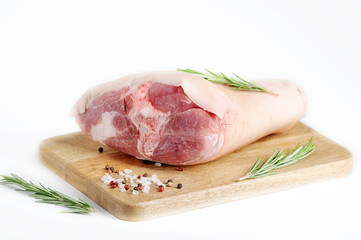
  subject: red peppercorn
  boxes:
[138,185,144,191]
[138,174,142,179]
[124,185,129,190]
[107,170,112,174]
[178,167,184,171]
[158,186,164,192]
[111,184,117,189]
[109,181,114,186]
[115,169,119,173]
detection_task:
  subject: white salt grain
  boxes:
[155,162,162,167]
[124,169,132,174]
[132,190,139,195]
[100,173,115,183]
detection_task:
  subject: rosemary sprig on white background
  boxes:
[0,173,95,214]
[237,138,315,181]
[177,68,278,95]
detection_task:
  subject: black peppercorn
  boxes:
[177,183,183,189]
[138,183,142,187]
[133,187,139,191]
[167,179,173,183]
[143,173,148,177]
[114,181,119,186]
[105,165,110,170]
[109,167,115,172]
[98,147,103,153]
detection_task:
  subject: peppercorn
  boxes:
[122,180,126,184]
[138,174,142,179]
[111,184,117,189]
[124,185,129,190]
[115,169,119,173]
[98,147,104,153]
[107,170,112,174]
[143,173,148,177]
[110,167,115,172]
[114,181,119,186]
[177,183,183,189]
[133,187,139,191]
[105,165,110,170]
[138,183,142,187]
[109,181,114,186]
[166,179,173,187]
[158,186,164,192]
[178,167,184,171]
[138,185,144,191]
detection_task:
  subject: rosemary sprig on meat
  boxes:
[237,138,315,181]
[0,173,95,214]
[177,68,278,95]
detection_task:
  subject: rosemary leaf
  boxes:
[237,138,315,181]
[0,173,95,214]
[177,68,278,95]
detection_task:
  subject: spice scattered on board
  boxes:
[100,167,183,194]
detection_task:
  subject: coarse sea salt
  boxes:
[155,162,162,167]
[100,169,170,195]
[132,190,139,195]
[100,173,115,183]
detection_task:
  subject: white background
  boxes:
[0,1,360,239]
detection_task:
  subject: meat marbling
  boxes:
[71,71,306,165]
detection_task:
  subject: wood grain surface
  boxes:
[39,122,352,221]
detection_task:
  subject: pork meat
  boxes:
[71,71,306,165]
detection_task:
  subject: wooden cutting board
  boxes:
[39,122,352,221]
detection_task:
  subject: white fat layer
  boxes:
[70,71,230,119]
[90,111,118,144]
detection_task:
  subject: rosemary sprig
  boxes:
[237,138,315,181]
[177,68,278,96]
[0,173,95,214]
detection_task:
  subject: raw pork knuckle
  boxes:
[71,71,306,165]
